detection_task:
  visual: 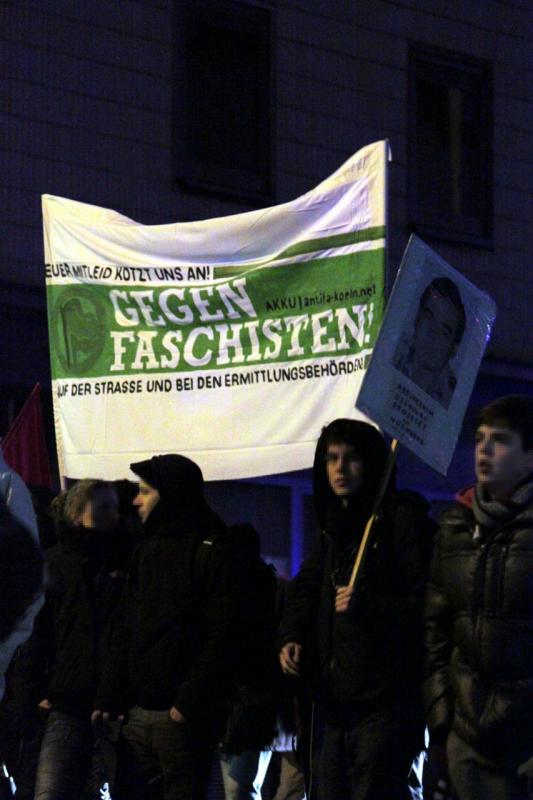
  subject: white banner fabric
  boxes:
[43,140,389,481]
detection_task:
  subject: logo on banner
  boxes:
[52,287,106,376]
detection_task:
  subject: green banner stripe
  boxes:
[279,226,386,259]
[213,226,385,279]
[47,248,384,380]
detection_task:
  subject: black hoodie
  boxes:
[97,454,235,720]
[19,522,124,716]
[278,419,434,717]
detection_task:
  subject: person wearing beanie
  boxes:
[424,395,533,800]
[94,454,237,800]
[277,419,434,800]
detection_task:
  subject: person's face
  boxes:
[412,290,461,371]
[475,424,533,498]
[79,486,119,531]
[132,479,160,523]
[326,442,363,498]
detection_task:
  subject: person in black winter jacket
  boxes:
[0,497,43,661]
[94,454,237,800]
[424,395,533,800]
[0,497,43,800]
[278,419,434,800]
[219,524,281,799]
[28,478,122,800]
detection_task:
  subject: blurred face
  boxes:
[326,442,363,498]
[133,479,160,523]
[79,486,119,531]
[475,424,533,498]
[413,290,461,371]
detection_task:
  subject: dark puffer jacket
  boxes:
[0,498,43,646]
[96,455,236,722]
[423,496,533,768]
[219,524,280,754]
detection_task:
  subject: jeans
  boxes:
[34,711,94,800]
[113,705,217,800]
[0,713,45,799]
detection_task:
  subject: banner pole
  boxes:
[347,437,399,589]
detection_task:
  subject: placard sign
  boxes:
[356,235,497,474]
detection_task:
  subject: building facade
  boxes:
[1,0,531,566]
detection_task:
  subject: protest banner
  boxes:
[43,140,389,481]
[356,235,497,475]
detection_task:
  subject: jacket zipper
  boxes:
[472,522,513,660]
[472,539,488,659]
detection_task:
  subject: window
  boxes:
[408,45,493,246]
[175,0,274,202]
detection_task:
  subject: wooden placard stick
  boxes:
[347,438,399,589]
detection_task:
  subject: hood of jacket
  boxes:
[312,419,390,533]
[130,454,221,538]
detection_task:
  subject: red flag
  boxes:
[2,383,53,488]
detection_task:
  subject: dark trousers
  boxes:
[34,710,93,800]
[316,708,420,800]
[113,706,218,800]
[33,709,115,800]
[447,731,530,800]
[0,713,44,799]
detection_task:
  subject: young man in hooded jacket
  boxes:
[424,395,533,800]
[94,454,237,800]
[278,419,434,800]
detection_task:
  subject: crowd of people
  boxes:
[0,393,531,800]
